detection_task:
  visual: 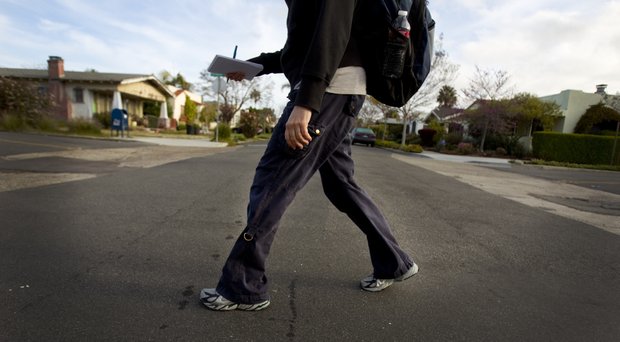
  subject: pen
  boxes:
[227,45,239,84]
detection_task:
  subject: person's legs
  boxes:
[318,134,414,280]
[211,93,363,305]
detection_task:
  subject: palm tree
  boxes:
[437,85,458,108]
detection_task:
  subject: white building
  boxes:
[539,85,614,133]
[166,85,203,123]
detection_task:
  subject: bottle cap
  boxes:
[398,10,408,16]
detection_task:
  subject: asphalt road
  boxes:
[1,133,619,341]
[493,163,620,196]
[0,131,150,156]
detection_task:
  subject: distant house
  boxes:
[426,107,466,132]
[539,85,617,133]
[0,56,173,123]
[166,85,204,123]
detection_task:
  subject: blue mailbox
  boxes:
[111,108,129,137]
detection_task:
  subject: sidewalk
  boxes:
[129,137,228,148]
[418,150,512,165]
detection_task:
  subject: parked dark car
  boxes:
[350,127,376,147]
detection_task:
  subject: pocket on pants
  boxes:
[282,122,324,159]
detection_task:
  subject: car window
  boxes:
[355,128,375,134]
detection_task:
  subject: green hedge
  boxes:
[376,139,423,153]
[532,132,620,165]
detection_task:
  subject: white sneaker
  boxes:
[200,288,270,311]
[360,263,419,292]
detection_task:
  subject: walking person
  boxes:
[200,0,418,311]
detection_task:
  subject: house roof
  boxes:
[432,107,463,119]
[166,85,203,104]
[0,67,174,97]
[0,67,148,83]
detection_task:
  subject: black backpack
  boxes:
[358,0,435,108]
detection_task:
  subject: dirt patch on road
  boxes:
[392,154,620,235]
[0,145,236,192]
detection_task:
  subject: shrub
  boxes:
[456,142,475,155]
[376,139,401,149]
[401,144,423,153]
[512,141,530,159]
[444,132,463,146]
[405,134,422,145]
[144,115,158,129]
[0,114,27,131]
[239,109,259,138]
[418,128,436,147]
[183,95,197,124]
[574,103,620,134]
[93,112,111,128]
[533,132,620,165]
[35,116,59,132]
[369,123,402,141]
[216,123,232,140]
[375,139,423,153]
[0,77,54,129]
[425,120,445,145]
[66,118,102,135]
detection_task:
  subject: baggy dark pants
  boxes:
[216,92,413,304]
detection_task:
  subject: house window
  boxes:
[74,88,84,103]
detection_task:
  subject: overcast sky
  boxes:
[1,0,618,110]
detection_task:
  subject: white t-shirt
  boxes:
[326,66,367,95]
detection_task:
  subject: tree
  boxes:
[250,89,262,104]
[159,70,174,87]
[366,97,399,140]
[174,73,192,91]
[358,100,383,127]
[218,103,236,124]
[256,107,276,132]
[159,70,192,90]
[462,65,515,151]
[603,93,620,113]
[199,70,272,126]
[510,93,562,135]
[199,102,217,124]
[437,85,458,108]
[464,99,514,141]
[239,109,259,138]
[395,34,460,145]
[574,103,620,135]
[184,95,197,124]
[462,66,514,102]
[0,77,53,128]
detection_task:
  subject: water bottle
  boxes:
[382,10,411,79]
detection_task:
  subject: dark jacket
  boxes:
[248,0,362,113]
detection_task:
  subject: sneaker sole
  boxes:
[395,263,419,282]
[360,263,419,292]
[201,299,270,312]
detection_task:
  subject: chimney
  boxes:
[595,84,608,95]
[48,56,65,79]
